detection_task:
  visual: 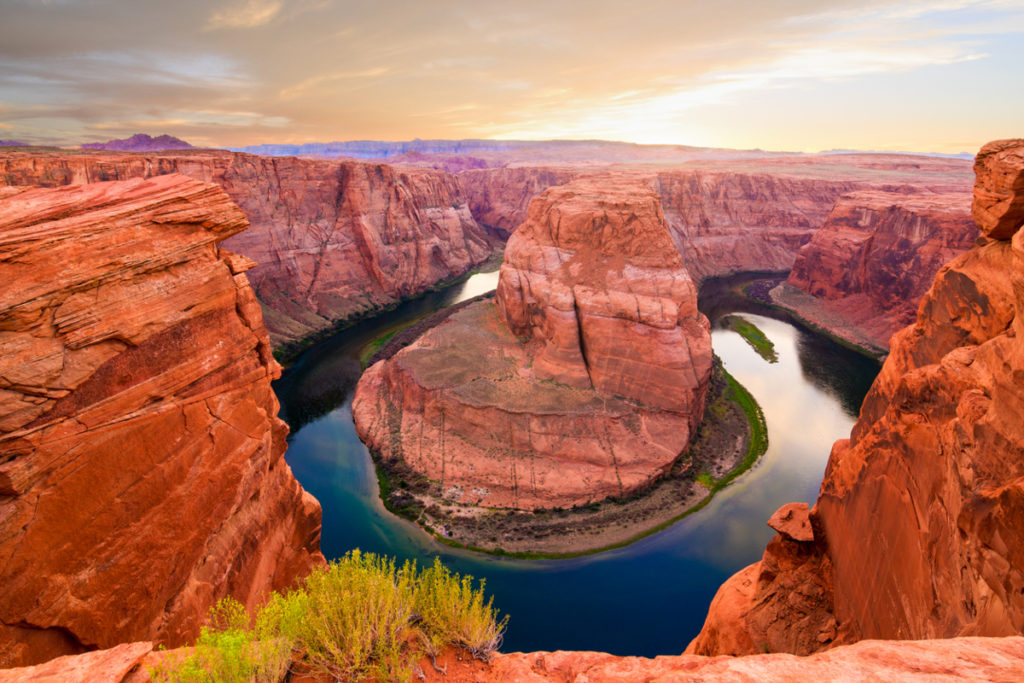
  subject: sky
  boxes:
[0,0,1021,153]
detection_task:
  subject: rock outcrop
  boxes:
[778,190,977,348]
[0,150,493,348]
[5,636,1024,682]
[459,167,580,237]
[688,139,1024,656]
[353,177,712,510]
[0,176,323,667]
[655,171,868,280]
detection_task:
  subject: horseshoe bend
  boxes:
[2,130,1024,679]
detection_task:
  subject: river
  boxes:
[273,272,880,656]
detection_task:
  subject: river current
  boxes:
[273,272,879,656]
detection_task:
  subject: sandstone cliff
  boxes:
[655,171,868,280]
[778,190,977,348]
[0,176,323,667]
[0,150,493,348]
[688,139,1024,656]
[458,166,580,237]
[353,177,712,510]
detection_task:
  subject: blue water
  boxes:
[274,274,879,656]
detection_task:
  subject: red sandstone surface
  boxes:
[0,176,323,667]
[4,636,1024,682]
[780,190,977,348]
[459,166,582,237]
[0,149,492,347]
[688,139,1024,656]
[353,177,712,510]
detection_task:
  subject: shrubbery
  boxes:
[151,550,507,683]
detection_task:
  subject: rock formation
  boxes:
[4,636,1024,681]
[0,176,323,667]
[458,166,580,237]
[777,190,977,348]
[0,149,493,348]
[655,171,869,280]
[353,177,712,510]
[688,139,1024,656]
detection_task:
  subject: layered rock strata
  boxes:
[0,176,323,667]
[458,166,580,237]
[4,636,1024,682]
[779,190,977,348]
[0,150,492,347]
[688,139,1024,655]
[353,178,712,510]
[655,171,868,280]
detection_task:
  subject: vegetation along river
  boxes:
[273,271,880,657]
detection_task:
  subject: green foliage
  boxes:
[153,550,507,683]
[723,314,778,363]
[150,597,290,683]
[414,557,508,660]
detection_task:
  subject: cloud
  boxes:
[206,0,284,30]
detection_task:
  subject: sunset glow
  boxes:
[1,0,1021,152]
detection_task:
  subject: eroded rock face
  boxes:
[0,176,323,667]
[782,190,976,347]
[353,177,712,510]
[0,150,492,347]
[688,139,1024,656]
[458,166,580,238]
[655,172,866,280]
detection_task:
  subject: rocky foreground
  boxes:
[688,140,1024,655]
[3,636,1023,682]
[354,176,712,511]
[0,176,323,667]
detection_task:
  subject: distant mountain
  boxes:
[0,140,27,146]
[82,133,193,152]
[227,138,610,158]
[819,148,974,160]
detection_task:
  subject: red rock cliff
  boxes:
[0,150,492,347]
[655,171,867,280]
[779,190,976,348]
[458,166,580,238]
[0,176,323,667]
[688,139,1024,656]
[353,177,712,510]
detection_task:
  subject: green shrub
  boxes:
[153,550,507,683]
[414,557,508,660]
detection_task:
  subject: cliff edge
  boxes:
[0,176,323,667]
[688,139,1024,655]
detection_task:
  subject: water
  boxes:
[275,273,880,656]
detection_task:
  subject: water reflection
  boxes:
[275,272,880,656]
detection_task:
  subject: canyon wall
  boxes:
[0,176,323,667]
[655,171,867,280]
[688,139,1024,655]
[0,150,492,348]
[353,177,712,510]
[778,190,977,348]
[458,166,581,237]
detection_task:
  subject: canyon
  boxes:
[775,190,979,351]
[687,138,1024,656]
[0,148,974,359]
[353,176,713,512]
[0,176,322,667]
[0,138,1017,679]
[0,149,493,350]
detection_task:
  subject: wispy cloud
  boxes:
[206,0,284,30]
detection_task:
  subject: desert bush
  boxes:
[152,550,507,682]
